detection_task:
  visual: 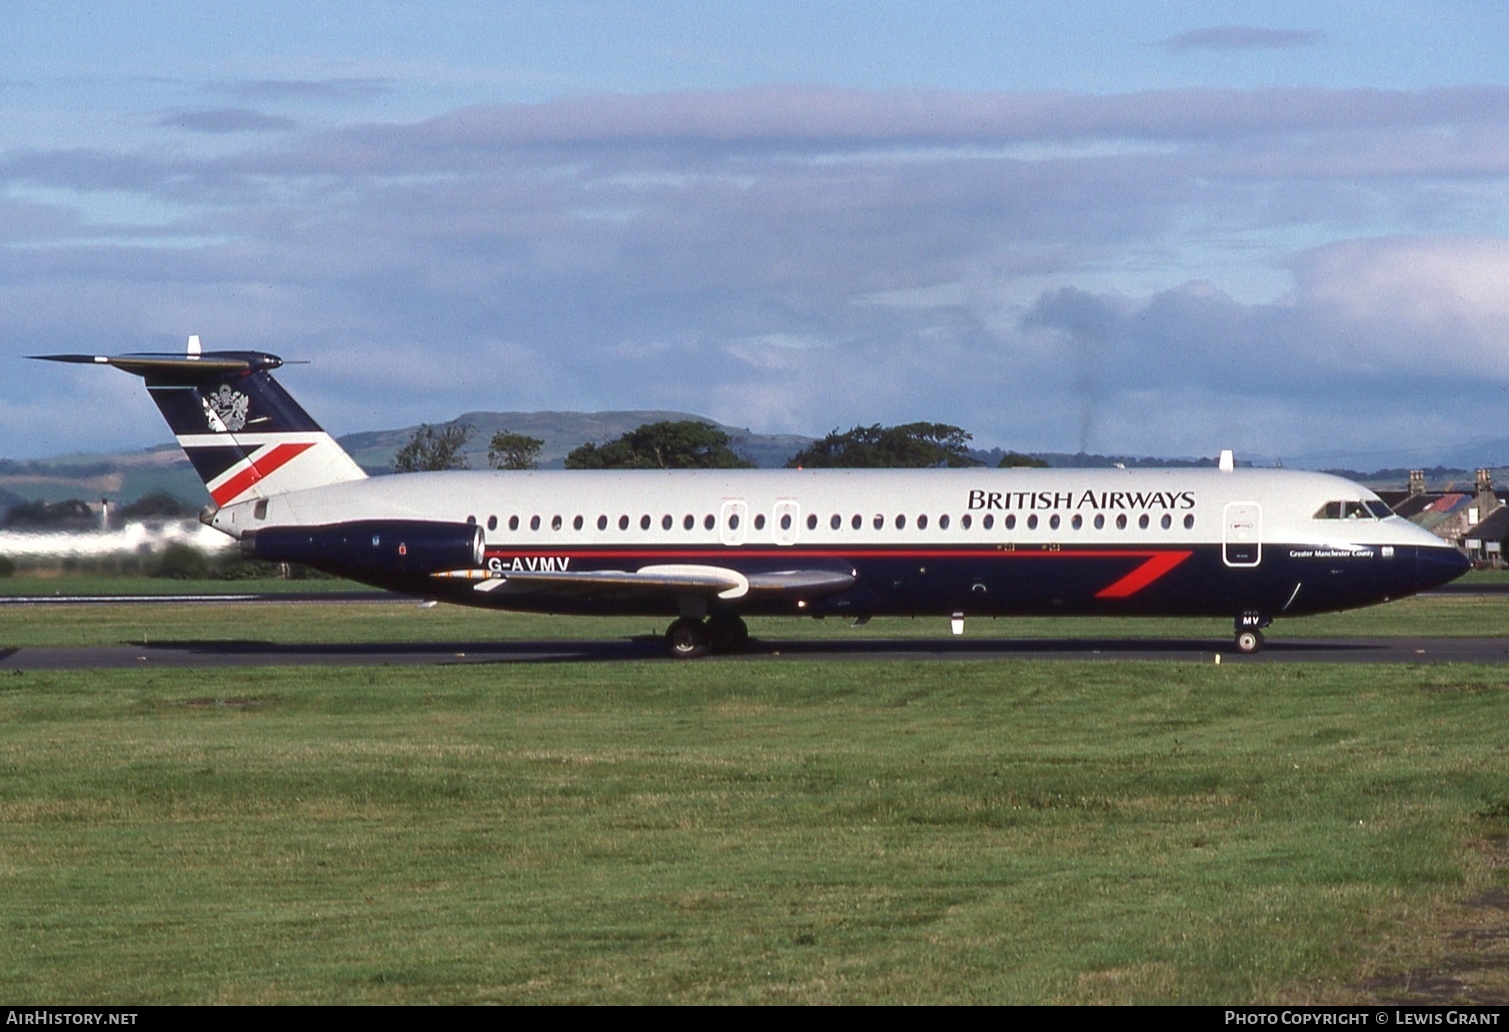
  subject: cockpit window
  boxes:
[1314,500,1375,520]
[1365,500,1393,519]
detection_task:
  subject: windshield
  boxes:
[1315,499,1394,520]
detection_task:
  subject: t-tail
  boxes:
[32,336,366,508]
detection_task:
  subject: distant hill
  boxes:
[0,446,204,509]
[9,414,1507,512]
[0,412,816,510]
[339,411,813,472]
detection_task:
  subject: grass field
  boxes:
[0,583,1506,1004]
[0,660,1506,1004]
[0,588,1505,649]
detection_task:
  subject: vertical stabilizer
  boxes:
[32,343,366,506]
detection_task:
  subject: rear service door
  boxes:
[1223,502,1262,567]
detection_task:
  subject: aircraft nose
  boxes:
[1415,545,1471,591]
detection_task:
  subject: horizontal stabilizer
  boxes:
[31,351,282,381]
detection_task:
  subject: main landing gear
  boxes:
[1233,611,1271,654]
[664,615,749,659]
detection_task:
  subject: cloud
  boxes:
[3,86,1509,465]
[1159,26,1324,52]
[351,84,1509,156]
[156,108,298,134]
[1287,236,1509,376]
[206,78,396,103]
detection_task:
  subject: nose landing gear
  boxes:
[1233,611,1271,654]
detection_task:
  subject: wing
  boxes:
[433,563,855,600]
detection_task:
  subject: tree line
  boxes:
[393,420,1048,471]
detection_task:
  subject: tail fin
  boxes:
[33,337,366,506]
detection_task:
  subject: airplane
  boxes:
[34,338,1471,657]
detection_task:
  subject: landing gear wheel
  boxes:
[1234,629,1264,654]
[708,616,750,654]
[665,617,711,659]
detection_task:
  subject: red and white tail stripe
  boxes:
[177,432,362,506]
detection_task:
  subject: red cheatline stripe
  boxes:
[209,442,315,505]
[1094,550,1193,598]
[482,547,1189,561]
[480,546,1195,598]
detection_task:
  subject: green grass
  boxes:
[0,660,1505,1003]
[0,590,1504,649]
[0,573,371,596]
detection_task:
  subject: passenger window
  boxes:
[873,514,884,530]
[986,514,997,530]
[806,514,817,530]
[917,514,928,530]
[1071,514,1082,530]
[895,514,907,530]
[1026,514,1038,530]
[552,515,562,531]
[754,514,766,530]
[1093,514,1104,530]
[1116,514,1127,530]
[573,515,584,531]
[487,515,498,531]
[1138,514,1149,530]
[851,514,862,530]
[961,514,972,529]
[1049,514,1060,530]
[704,514,715,530]
[683,514,695,530]
[640,514,651,530]
[728,513,740,530]
[1184,514,1194,529]
[662,514,673,530]
[830,514,842,530]
[939,514,949,530]
[1161,514,1171,530]
[530,515,541,531]
[619,515,630,531]
[598,515,608,531]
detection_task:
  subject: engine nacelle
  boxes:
[242,520,485,577]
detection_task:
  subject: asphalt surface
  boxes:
[0,591,393,606]
[1,585,1503,668]
[3,634,1507,669]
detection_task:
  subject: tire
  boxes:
[665,617,711,659]
[708,616,750,654]
[1235,629,1264,654]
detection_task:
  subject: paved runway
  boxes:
[3,634,1507,669]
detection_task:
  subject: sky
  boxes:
[4,1,1509,467]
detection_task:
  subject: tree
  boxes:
[393,423,473,473]
[564,421,754,470]
[997,451,1048,468]
[2,498,96,530]
[117,490,192,521]
[786,423,983,468]
[488,430,544,471]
